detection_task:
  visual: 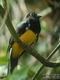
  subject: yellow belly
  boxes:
[12,30,36,58]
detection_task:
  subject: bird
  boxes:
[8,12,41,73]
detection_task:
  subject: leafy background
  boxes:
[0,0,60,80]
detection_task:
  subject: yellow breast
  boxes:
[12,30,36,58]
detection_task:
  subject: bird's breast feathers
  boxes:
[11,29,36,58]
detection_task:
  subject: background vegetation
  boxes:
[0,0,60,80]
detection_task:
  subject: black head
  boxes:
[26,12,41,36]
[26,12,40,19]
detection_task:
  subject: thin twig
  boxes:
[33,42,60,80]
[0,0,8,31]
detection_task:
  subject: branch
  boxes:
[0,0,8,31]
[33,42,60,80]
[0,5,60,69]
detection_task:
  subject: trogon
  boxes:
[8,12,41,73]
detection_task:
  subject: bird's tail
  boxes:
[8,55,18,74]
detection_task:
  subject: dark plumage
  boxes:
[8,12,41,73]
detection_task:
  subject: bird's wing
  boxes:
[7,21,29,53]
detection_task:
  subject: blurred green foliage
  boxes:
[0,0,60,80]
